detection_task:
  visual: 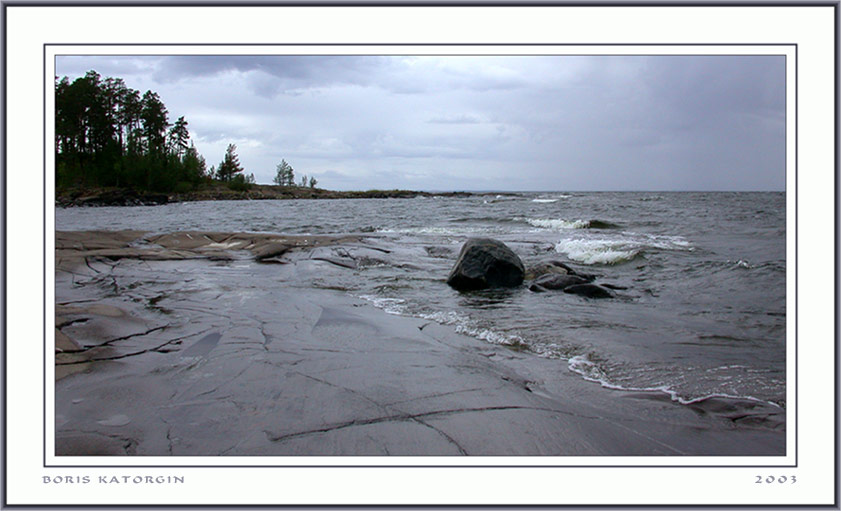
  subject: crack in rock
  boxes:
[56,326,219,365]
[160,418,174,455]
[60,324,170,354]
[409,417,469,455]
[56,318,90,329]
[383,387,488,407]
[294,372,390,413]
[264,405,589,444]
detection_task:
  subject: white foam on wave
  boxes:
[519,217,590,230]
[555,232,692,265]
[419,310,526,347]
[555,238,639,265]
[640,233,693,250]
[567,355,782,408]
[357,295,407,315]
[531,198,558,203]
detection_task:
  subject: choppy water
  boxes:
[56,192,787,407]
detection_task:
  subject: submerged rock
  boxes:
[563,283,615,299]
[529,274,590,293]
[447,238,525,291]
[524,261,569,280]
[525,260,596,281]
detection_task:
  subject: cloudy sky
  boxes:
[56,54,785,191]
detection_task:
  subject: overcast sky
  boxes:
[56,55,785,191]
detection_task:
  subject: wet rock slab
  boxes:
[54,231,785,456]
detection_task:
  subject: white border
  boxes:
[6,4,835,506]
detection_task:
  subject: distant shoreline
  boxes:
[55,187,783,207]
[55,184,511,207]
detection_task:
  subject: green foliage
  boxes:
[174,181,194,194]
[273,159,294,186]
[181,143,208,184]
[227,174,251,191]
[216,144,244,182]
[309,176,318,188]
[55,70,210,195]
[168,116,190,157]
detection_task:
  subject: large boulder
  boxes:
[447,238,525,291]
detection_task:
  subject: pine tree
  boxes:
[182,142,207,184]
[273,159,294,186]
[140,90,169,155]
[216,144,244,182]
[167,116,190,157]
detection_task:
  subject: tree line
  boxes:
[55,70,317,194]
[272,159,316,188]
[56,70,210,193]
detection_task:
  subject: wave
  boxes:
[567,355,782,408]
[358,301,528,349]
[554,238,640,265]
[360,296,782,410]
[450,216,518,224]
[357,295,407,315]
[532,194,572,203]
[638,233,693,250]
[555,232,693,265]
[727,260,785,273]
[519,217,620,230]
[418,310,527,348]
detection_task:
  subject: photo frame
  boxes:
[4,2,836,507]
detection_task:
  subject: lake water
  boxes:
[56,191,787,407]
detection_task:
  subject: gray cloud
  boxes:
[427,113,484,124]
[55,54,786,191]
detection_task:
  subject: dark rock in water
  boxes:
[525,260,596,281]
[447,238,525,291]
[524,261,569,280]
[600,283,629,290]
[563,283,615,299]
[529,274,590,292]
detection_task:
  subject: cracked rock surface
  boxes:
[55,231,784,456]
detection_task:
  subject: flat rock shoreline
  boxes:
[55,230,785,456]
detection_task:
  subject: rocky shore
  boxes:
[55,230,785,456]
[55,185,484,207]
